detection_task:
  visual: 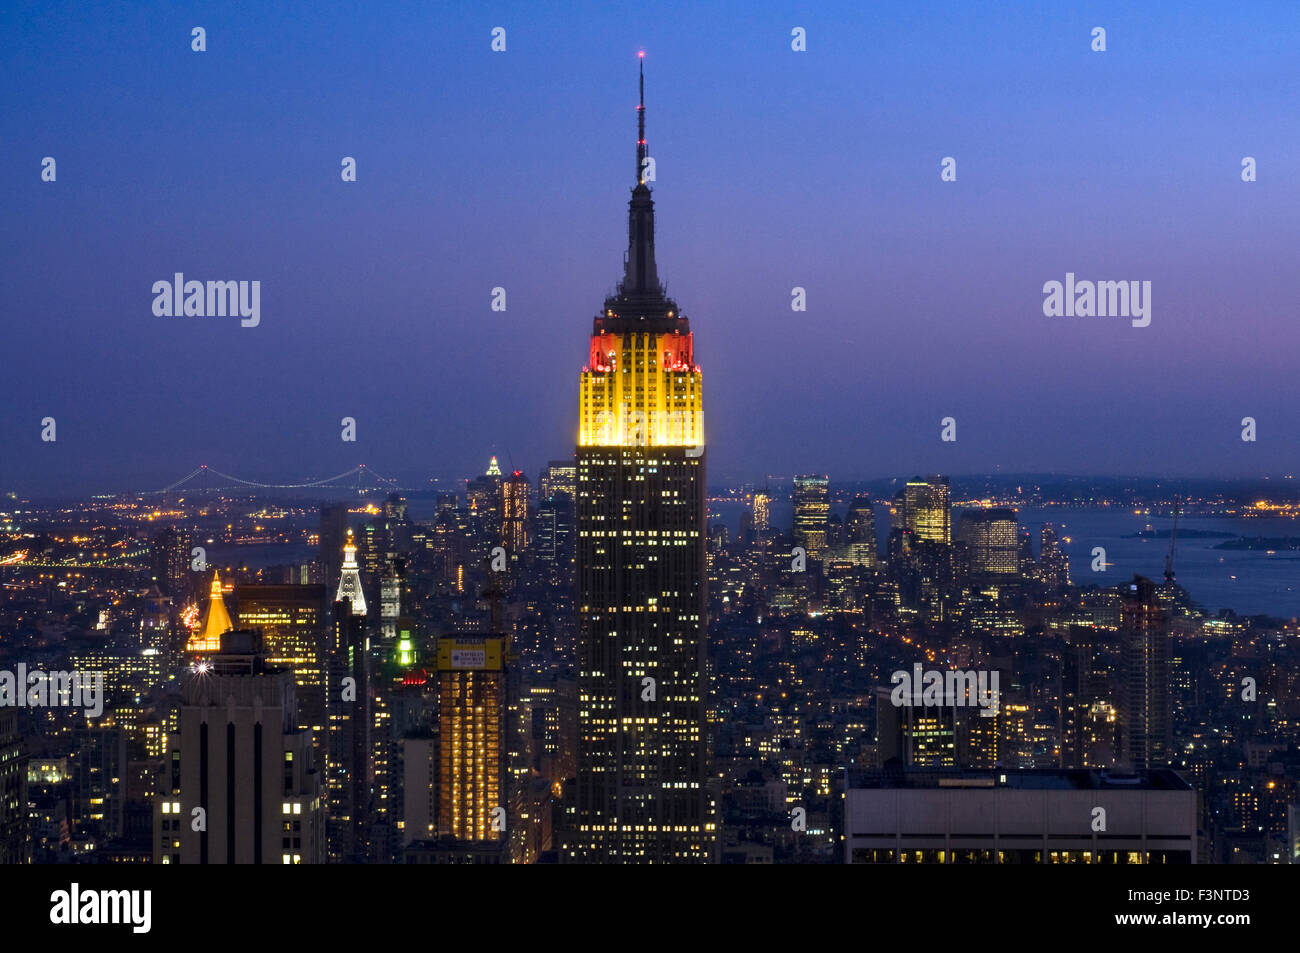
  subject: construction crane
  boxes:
[1164,495,1180,586]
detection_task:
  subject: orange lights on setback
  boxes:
[579,331,702,447]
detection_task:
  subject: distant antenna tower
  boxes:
[1164,495,1180,585]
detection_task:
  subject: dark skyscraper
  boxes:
[235,583,328,771]
[1120,575,1170,770]
[150,526,194,602]
[319,504,350,593]
[501,470,530,554]
[539,460,577,569]
[955,508,1020,577]
[1038,522,1070,589]
[467,460,504,563]
[569,62,712,863]
[845,495,878,568]
[156,630,324,864]
[0,709,27,864]
[327,531,371,862]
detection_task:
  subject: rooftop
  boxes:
[846,766,1193,792]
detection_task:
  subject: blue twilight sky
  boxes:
[2,1,1299,494]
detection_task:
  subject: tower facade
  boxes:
[1120,575,1170,770]
[845,495,878,567]
[792,475,830,560]
[569,62,712,863]
[327,530,370,861]
[235,584,328,771]
[955,508,1020,576]
[0,709,27,864]
[156,630,324,864]
[436,635,507,844]
[150,526,194,602]
[1038,522,1070,588]
[335,529,367,615]
[901,476,952,545]
[501,470,530,554]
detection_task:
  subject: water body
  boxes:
[1024,509,1298,619]
[203,543,317,573]
[709,502,1299,620]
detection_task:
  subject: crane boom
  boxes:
[1164,495,1179,585]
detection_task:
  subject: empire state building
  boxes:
[568,60,713,862]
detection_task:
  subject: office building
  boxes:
[154,629,324,864]
[327,531,370,861]
[792,475,830,560]
[844,767,1195,864]
[501,470,530,554]
[235,584,328,769]
[956,508,1020,576]
[570,62,712,863]
[900,476,952,545]
[0,709,27,863]
[844,496,878,567]
[436,635,508,844]
[1120,576,1170,770]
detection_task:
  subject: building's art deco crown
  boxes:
[579,60,702,450]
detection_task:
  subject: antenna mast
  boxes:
[1164,495,1179,585]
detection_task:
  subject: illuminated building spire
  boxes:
[636,52,647,185]
[190,569,231,652]
[580,54,701,449]
[335,528,367,615]
[623,52,660,297]
[486,456,501,477]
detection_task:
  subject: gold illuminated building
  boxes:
[578,325,702,448]
[570,60,713,863]
[793,475,830,559]
[188,569,232,652]
[902,476,952,545]
[436,636,505,842]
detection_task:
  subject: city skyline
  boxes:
[2,3,1298,892]
[6,2,1300,495]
